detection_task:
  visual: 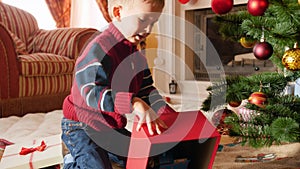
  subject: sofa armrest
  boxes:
[30,28,99,59]
[0,23,20,99]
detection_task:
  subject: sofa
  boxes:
[0,2,99,117]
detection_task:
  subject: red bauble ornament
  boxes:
[228,100,242,107]
[247,0,269,16]
[164,96,171,103]
[178,0,190,4]
[211,0,233,15]
[253,42,273,60]
[248,91,267,108]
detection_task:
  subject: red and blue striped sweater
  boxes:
[63,23,174,131]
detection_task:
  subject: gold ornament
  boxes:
[282,48,300,71]
[240,37,256,48]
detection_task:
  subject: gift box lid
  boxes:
[0,134,63,169]
[131,111,220,143]
[127,111,221,169]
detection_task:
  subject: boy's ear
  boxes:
[113,6,122,21]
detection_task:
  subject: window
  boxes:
[70,0,108,31]
[2,0,56,29]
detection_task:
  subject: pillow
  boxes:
[7,30,28,55]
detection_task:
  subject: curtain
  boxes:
[95,0,111,23]
[45,0,71,28]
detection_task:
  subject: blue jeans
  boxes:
[61,118,113,169]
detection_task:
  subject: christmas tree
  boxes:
[201,0,300,148]
[213,0,300,71]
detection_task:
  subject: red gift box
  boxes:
[126,111,221,169]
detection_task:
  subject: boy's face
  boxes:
[113,1,163,45]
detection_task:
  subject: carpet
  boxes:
[1,137,299,169]
[213,136,300,169]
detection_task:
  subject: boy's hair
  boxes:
[108,0,165,19]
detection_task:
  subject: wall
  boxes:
[144,25,159,71]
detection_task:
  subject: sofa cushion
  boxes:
[18,53,75,76]
[30,28,97,59]
[19,74,73,97]
[0,2,38,50]
[7,30,28,55]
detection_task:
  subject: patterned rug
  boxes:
[1,138,299,169]
[214,142,300,169]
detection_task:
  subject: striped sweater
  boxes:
[63,23,174,131]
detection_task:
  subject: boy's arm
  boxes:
[137,68,175,114]
[73,43,133,114]
[132,97,168,135]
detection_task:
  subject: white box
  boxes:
[0,134,63,169]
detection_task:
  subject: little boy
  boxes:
[61,0,175,168]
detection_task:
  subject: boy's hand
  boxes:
[132,97,168,135]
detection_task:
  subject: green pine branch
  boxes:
[201,72,289,111]
[224,112,299,147]
[204,0,300,147]
[270,117,300,143]
[212,0,300,70]
[202,72,300,147]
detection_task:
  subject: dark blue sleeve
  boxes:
[74,42,114,111]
